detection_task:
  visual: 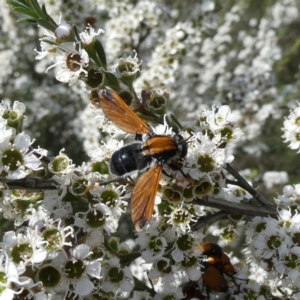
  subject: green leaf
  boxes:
[103,71,121,90]
[12,6,39,19]
[41,3,48,16]
[10,0,30,5]
[104,237,119,256]
[37,18,56,31]
[95,40,107,69]
[41,4,57,26]
[16,17,37,24]
[72,25,82,44]
[170,113,183,130]
[7,0,30,9]
[28,0,43,14]
[119,252,141,266]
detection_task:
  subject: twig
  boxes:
[192,210,229,231]
[191,196,277,218]
[1,177,58,190]
[224,163,271,207]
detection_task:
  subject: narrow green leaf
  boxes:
[10,0,29,5]
[103,71,121,90]
[28,0,43,14]
[16,17,37,24]
[95,40,107,69]
[12,7,39,19]
[41,4,57,26]
[73,25,82,42]
[36,18,56,32]
[41,3,48,16]
[7,0,30,10]
[8,0,27,6]
[104,237,119,256]
[170,113,183,129]
[119,252,141,265]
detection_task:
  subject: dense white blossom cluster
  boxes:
[1,0,300,299]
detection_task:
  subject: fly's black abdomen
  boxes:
[109,142,152,176]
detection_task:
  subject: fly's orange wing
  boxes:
[131,164,163,231]
[202,265,228,292]
[98,89,150,135]
[221,253,236,275]
[182,281,206,300]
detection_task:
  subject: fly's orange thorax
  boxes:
[142,135,178,159]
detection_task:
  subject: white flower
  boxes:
[263,171,289,189]
[0,100,26,118]
[0,251,24,300]
[101,257,134,297]
[39,218,74,259]
[132,291,153,300]
[276,184,300,209]
[2,229,47,272]
[51,245,101,297]
[130,257,152,283]
[89,184,127,218]
[166,207,195,233]
[223,184,252,203]
[35,22,58,60]
[282,103,300,152]
[136,233,167,263]
[45,43,89,86]
[74,202,119,235]
[0,133,41,179]
[79,25,105,45]
[171,232,204,263]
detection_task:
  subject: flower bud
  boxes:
[113,52,141,86]
[71,178,88,195]
[91,161,109,174]
[193,179,214,197]
[55,21,73,40]
[146,90,169,115]
[1,101,25,134]
[162,183,182,204]
[85,68,104,88]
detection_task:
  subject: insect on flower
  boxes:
[97,89,188,231]
[182,281,206,300]
[194,243,236,293]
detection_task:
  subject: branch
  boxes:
[224,163,271,207]
[191,196,277,218]
[2,177,58,190]
[192,210,229,231]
